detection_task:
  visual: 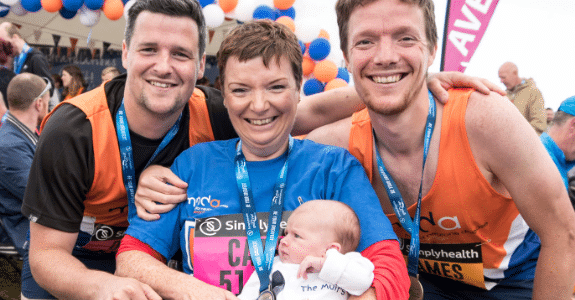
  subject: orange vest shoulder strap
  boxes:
[349,108,375,182]
[188,88,215,146]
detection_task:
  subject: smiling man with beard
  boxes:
[307,0,575,299]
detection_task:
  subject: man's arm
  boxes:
[292,72,505,136]
[28,222,160,300]
[466,91,575,299]
[116,236,239,300]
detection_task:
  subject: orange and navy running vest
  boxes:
[348,89,535,290]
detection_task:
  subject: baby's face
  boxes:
[278,209,336,264]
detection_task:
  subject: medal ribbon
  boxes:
[14,44,32,74]
[116,99,182,222]
[374,91,436,276]
[235,136,293,292]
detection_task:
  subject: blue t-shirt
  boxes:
[126,138,397,274]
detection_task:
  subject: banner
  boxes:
[440,0,499,72]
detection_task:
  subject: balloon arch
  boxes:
[0,0,351,95]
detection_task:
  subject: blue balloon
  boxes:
[0,5,10,17]
[198,0,215,7]
[308,38,330,61]
[303,78,325,96]
[278,7,295,19]
[272,8,280,20]
[62,0,84,12]
[299,40,305,55]
[84,0,104,10]
[253,5,275,20]
[21,0,42,12]
[337,68,350,83]
[59,7,78,19]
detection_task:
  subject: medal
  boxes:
[409,275,424,300]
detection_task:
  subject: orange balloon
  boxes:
[318,29,330,40]
[325,78,348,91]
[219,0,238,13]
[302,56,315,76]
[42,0,62,13]
[275,16,295,32]
[103,0,124,21]
[313,60,338,83]
[274,0,295,10]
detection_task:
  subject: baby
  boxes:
[238,200,374,300]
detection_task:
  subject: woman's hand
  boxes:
[427,71,506,103]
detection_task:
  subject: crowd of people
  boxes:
[1,0,575,300]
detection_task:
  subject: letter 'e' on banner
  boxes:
[440,0,500,72]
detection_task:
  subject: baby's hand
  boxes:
[297,255,326,280]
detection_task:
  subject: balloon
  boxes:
[218,0,237,13]
[273,0,294,10]
[41,0,62,12]
[303,78,324,96]
[295,18,321,43]
[122,0,133,20]
[278,6,294,19]
[79,5,100,27]
[313,60,338,83]
[229,0,256,23]
[275,16,294,32]
[0,4,9,17]
[318,29,329,40]
[302,56,315,76]
[308,38,330,61]
[298,40,305,55]
[252,4,274,20]
[63,0,83,11]
[102,0,122,20]
[325,78,348,91]
[203,4,224,28]
[21,0,42,12]
[59,6,76,18]
[10,2,27,15]
[84,0,102,10]
[0,0,19,6]
[198,0,214,7]
[337,67,350,83]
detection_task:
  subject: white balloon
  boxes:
[79,5,101,27]
[295,18,321,43]
[123,0,135,20]
[203,4,224,28]
[10,2,26,16]
[228,0,257,23]
[0,0,19,6]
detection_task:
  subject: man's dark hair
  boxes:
[124,0,207,57]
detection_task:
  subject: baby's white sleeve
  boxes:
[318,248,375,296]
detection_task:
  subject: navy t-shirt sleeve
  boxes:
[21,104,94,232]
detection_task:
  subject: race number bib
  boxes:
[192,212,291,294]
[399,239,486,289]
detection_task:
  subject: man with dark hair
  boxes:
[0,23,53,97]
[307,0,575,299]
[0,73,49,258]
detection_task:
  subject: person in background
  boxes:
[239,200,375,300]
[0,38,16,111]
[48,74,62,111]
[101,66,120,83]
[498,62,546,135]
[0,23,53,97]
[60,64,87,101]
[546,107,554,126]
[0,73,50,258]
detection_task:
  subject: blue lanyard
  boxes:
[374,91,436,277]
[14,44,31,74]
[235,136,293,292]
[115,99,182,222]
